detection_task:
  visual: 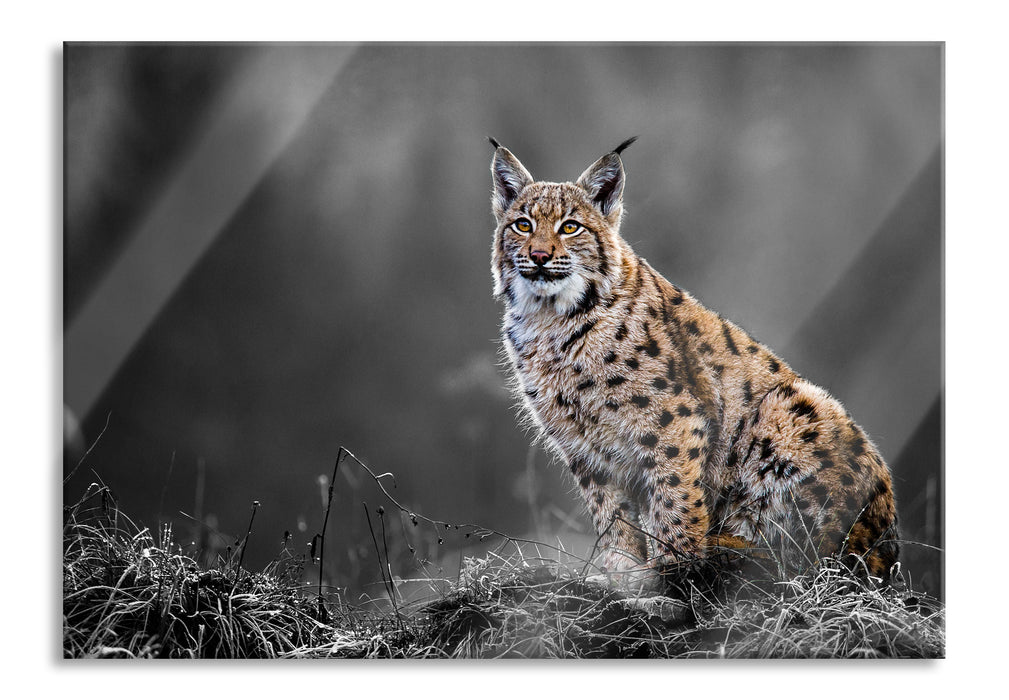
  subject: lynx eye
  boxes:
[513,218,532,234]
[560,220,581,235]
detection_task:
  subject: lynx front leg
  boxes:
[640,465,710,568]
[637,411,712,569]
[570,460,647,577]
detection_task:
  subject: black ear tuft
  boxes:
[612,136,639,156]
[488,136,502,149]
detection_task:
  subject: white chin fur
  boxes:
[513,274,588,316]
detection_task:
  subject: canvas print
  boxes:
[63,42,943,658]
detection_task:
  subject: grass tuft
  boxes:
[63,487,332,658]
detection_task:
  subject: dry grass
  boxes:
[63,482,943,659]
[391,552,943,659]
[63,486,332,658]
[705,565,944,658]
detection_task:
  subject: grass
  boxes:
[400,553,944,658]
[63,455,945,659]
[63,486,330,658]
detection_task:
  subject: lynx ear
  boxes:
[576,137,636,219]
[490,140,533,220]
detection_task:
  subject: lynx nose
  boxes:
[529,249,553,266]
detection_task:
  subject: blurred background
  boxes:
[63,43,942,598]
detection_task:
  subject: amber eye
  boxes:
[513,219,532,233]
[560,220,581,235]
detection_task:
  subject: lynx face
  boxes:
[490,144,630,317]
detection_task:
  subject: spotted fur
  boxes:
[489,139,899,587]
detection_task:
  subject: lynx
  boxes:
[489,137,899,589]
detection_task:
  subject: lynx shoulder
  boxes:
[488,137,899,587]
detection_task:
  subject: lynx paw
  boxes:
[587,550,662,594]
